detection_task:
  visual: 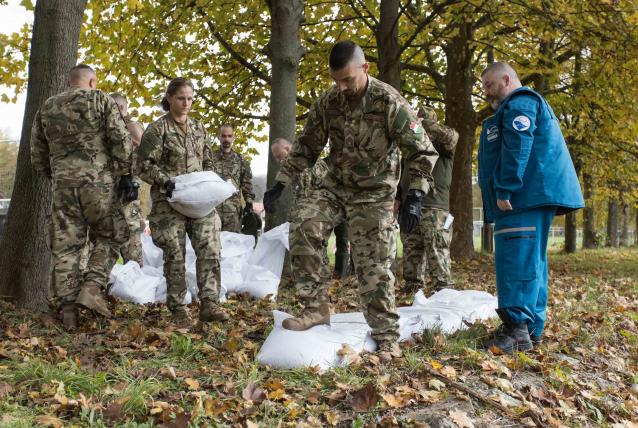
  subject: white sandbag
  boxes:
[236,265,279,300]
[154,276,191,305]
[109,261,160,304]
[141,233,163,269]
[257,310,376,371]
[168,171,236,218]
[221,232,255,258]
[247,222,289,277]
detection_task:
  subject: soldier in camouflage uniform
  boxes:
[30,64,137,330]
[111,93,145,265]
[398,107,458,295]
[263,41,439,361]
[211,124,255,233]
[137,77,228,327]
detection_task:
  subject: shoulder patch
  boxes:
[512,115,531,131]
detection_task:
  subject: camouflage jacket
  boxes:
[291,158,329,204]
[30,87,132,187]
[137,114,213,201]
[398,107,459,209]
[275,76,439,203]
[211,149,255,205]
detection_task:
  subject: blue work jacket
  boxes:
[478,87,584,222]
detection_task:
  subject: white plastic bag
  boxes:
[109,261,160,304]
[168,171,236,218]
[141,233,163,269]
[247,222,289,277]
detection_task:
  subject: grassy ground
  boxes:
[1,248,637,427]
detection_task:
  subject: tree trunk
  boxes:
[582,171,598,249]
[619,194,630,247]
[445,22,476,260]
[606,198,619,247]
[564,154,579,253]
[375,0,401,91]
[264,0,305,231]
[0,0,87,310]
[635,207,638,246]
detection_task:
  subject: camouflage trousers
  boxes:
[51,183,127,305]
[401,207,454,291]
[289,188,400,343]
[149,200,221,312]
[217,198,242,233]
[120,199,144,265]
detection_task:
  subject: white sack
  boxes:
[109,261,160,304]
[168,171,236,218]
[247,222,289,277]
[141,233,163,269]
[256,310,376,371]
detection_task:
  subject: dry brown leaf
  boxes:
[440,365,457,379]
[33,416,64,428]
[337,344,361,365]
[449,409,475,428]
[204,397,226,417]
[246,421,259,428]
[0,382,14,398]
[324,411,342,426]
[494,378,514,393]
[184,378,200,391]
[429,378,446,391]
[381,392,409,408]
[350,382,379,412]
[242,382,266,404]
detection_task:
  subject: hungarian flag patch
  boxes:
[409,121,422,133]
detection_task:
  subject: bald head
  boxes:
[69,64,97,89]
[271,137,292,162]
[481,62,521,110]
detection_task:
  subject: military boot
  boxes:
[282,304,330,331]
[484,309,533,354]
[171,307,193,329]
[401,281,421,294]
[76,281,112,318]
[59,303,78,331]
[199,299,229,322]
[377,341,402,362]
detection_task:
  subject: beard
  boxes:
[221,141,232,150]
[489,97,501,111]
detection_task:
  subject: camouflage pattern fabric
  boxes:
[30,87,132,305]
[149,200,221,311]
[287,158,329,222]
[138,114,221,311]
[211,149,254,232]
[120,199,144,265]
[401,207,454,291]
[290,187,399,343]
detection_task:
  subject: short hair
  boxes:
[160,77,195,111]
[481,61,519,79]
[271,137,292,148]
[329,41,365,70]
[69,64,96,81]
[219,124,233,133]
[110,92,127,104]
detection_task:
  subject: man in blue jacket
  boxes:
[478,62,584,353]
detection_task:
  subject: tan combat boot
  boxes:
[199,299,229,322]
[59,303,78,331]
[377,341,402,363]
[282,304,331,331]
[171,307,193,329]
[76,281,112,318]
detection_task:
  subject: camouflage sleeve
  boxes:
[137,121,170,186]
[240,156,255,204]
[102,94,133,176]
[274,99,328,186]
[420,108,458,157]
[310,158,328,190]
[202,125,214,172]
[389,100,438,194]
[30,109,51,178]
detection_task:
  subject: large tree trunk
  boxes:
[606,198,619,248]
[445,22,476,260]
[264,0,305,231]
[582,171,598,249]
[619,194,630,247]
[0,0,87,310]
[375,0,401,91]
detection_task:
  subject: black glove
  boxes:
[118,175,139,202]
[243,202,253,217]
[263,182,285,213]
[164,179,176,198]
[218,173,227,181]
[399,190,423,234]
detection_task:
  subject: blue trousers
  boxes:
[494,207,555,337]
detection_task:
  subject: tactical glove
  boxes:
[164,179,176,198]
[399,190,423,234]
[243,202,253,217]
[118,175,139,203]
[263,182,285,213]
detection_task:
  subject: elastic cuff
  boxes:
[495,190,512,201]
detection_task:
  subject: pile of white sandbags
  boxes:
[257,288,498,371]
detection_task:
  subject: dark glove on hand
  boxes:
[218,174,227,181]
[399,190,423,234]
[263,182,285,213]
[243,202,253,217]
[118,175,139,203]
[164,179,176,199]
